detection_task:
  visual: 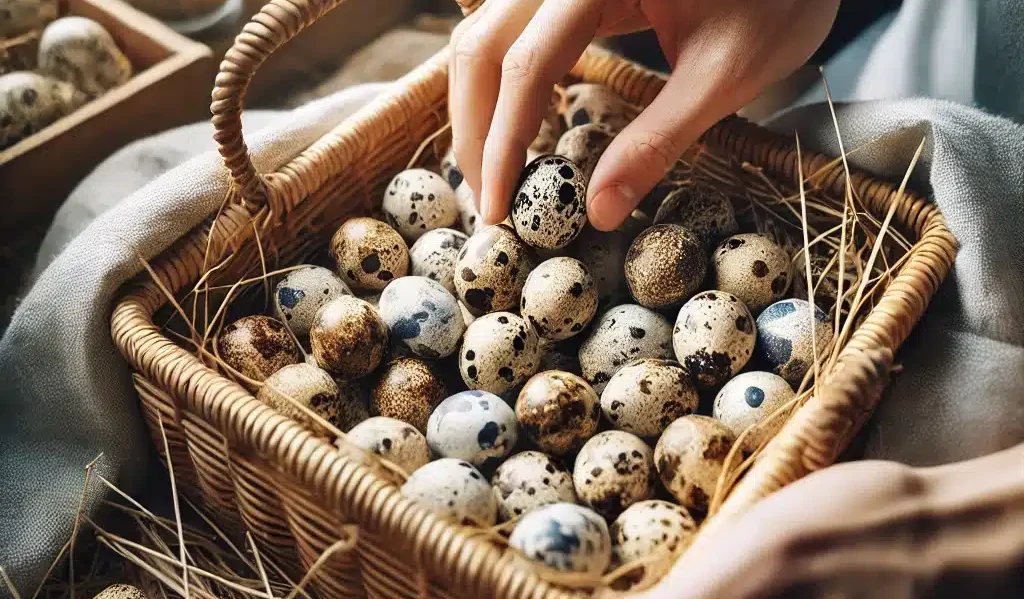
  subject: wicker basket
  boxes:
[111,0,958,597]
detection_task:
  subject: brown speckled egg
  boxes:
[38,17,133,99]
[401,458,497,526]
[554,124,613,180]
[515,370,600,456]
[409,227,468,294]
[309,295,389,380]
[94,584,147,599]
[713,233,792,312]
[382,168,458,242]
[454,224,534,316]
[511,155,587,250]
[611,500,696,576]
[653,180,738,247]
[578,304,673,393]
[346,416,431,473]
[218,315,301,383]
[570,226,629,307]
[334,381,371,432]
[0,0,58,39]
[460,312,541,395]
[0,71,86,149]
[330,217,409,292]
[573,431,655,520]
[600,359,698,439]
[563,83,637,132]
[256,363,342,435]
[672,291,756,389]
[520,257,598,342]
[492,451,578,521]
[713,371,795,451]
[624,224,707,310]
[654,415,736,514]
[370,357,446,433]
[273,265,352,338]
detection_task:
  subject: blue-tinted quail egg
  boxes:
[273,265,352,338]
[382,168,458,242]
[755,299,833,386]
[427,390,518,471]
[509,502,611,574]
[401,458,497,526]
[511,155,587,250]
[672,290,756,389]
[378,276,465,359]
[409,227,468,294]
[713,371,795,451]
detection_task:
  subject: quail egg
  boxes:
[401,458,497,526]
[610,500,696,574]
[218,315,301,383]
[460,312,541,395]
[346,416,431,473]
[492,451,578,521]
[515,370,600,456]
[563,83,638,132]
[713,371,795,451]
[382,168,458,242]
[578,304,674,393]
[713,233,792,312]
[454,223,533,316]
[520,257,598,342]
[624,224,707,310]
[329,217,409,292]
[755,299,833,386]
[93,584,147,599]
[573,431,656,520]
[38,17,133,99]
[654,415,736,514]
[653,180,738,247]
[333,381,371,432]
[408,227,468,294]
[569,226,629,307]
[256,363,344,435]
[273,265,352,338]
[510,155,588,250]
[440,146,483,235]
[309,295,389,380]
[600,359,698,439]
[378,276,465,359]
[509,502,611,574]
[0,71,86,149]
[370,357,446,433]
[0,0,57,38]
[554,124,613,180]
[672,290,756,389]
[427,390,518,471]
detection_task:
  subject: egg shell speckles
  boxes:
[409,228,468,294]
[0,71,86,149]
[401,458,497,526]
[654,415,736,514]
[454,224,534,316]
[625,224,707,310]
[509,502,611,574]
[755,299,833,386]
[672,290,756,389]
[378,276,465,359]
[515,370,600,456]
[610,500,696,574]
[218,315,301,383]
[370,357,446,433]
[713,371,795,451]
[569,226,629,308]
[309,296,389,380]
[346,416,430,473]
[0,0,57,38]
[653,181,738,247]
[520,257,598,342]
[329,217,409,292]
[256,363,341,435]
[333,381,370,432]
[273,265,352,338]
[600,359,698,439]
[382,168,458,242]
[38,17,133,99]
[511,155,588,250]
[554,124,613,180]
[460,312,541,395]
[713,233,792,312]
[427,390,518,470]
[578,304,674,393]
[94,585,148,599]
[573,431,656,520]
[492,451,577,521]
[563,83,637,133]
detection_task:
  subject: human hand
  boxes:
[448,0,841,231]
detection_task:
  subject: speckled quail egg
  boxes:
[346,416,431,473]
[713,233,792,312]
[653,180,738,247]
[570,226,629,307]
[401,458,497,526]
[654,415,736,514]
[218,315,301,383]
[0,0,57,40]
[554,124,613,180]
[329,217,409,292]
[520,257,598,342]
[600,359,698,439]
[573,431,656,520]
[426,389,517,471]
[511,155,588,250]
[382,168,458,242]
[610,500,696,574]
[378,276,465,359]
[93,584,147,599]
[563,83,638,133]
[492,451,577,521]
[672,291,756,389]
[256,363,342,435]
[273,265,352,338]
[578,304,674,393]
[460,312,541,395]
[515,370,600,456]
[454,223,533,316]
[370,357,446,433]
[713,371,795,451]
[624,224,707,310]
[333,381,370,432]
[38,17,133,99]
[509,502,611,574]
[309,295,389,380]
[440,146,483,235]
[408,227,468,294]
[0,71,86,149]
[756,299,833,386]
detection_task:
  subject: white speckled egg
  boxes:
[653,180,738,247]
[509,502,611,574]
[0,0,57,38]
[713,233,792,312]
[38,17,133,99]
[427,389,518,470]
[378,276,465,359]
[382,168,458,242]
[573,431,656,520]
[515,370,600,456]
[563,83,638,133]
[347,416,431,473]
[94,584,147,599]
[492,451,577,521]
[401,458,497,526]
[554,124,613,180]
[309,295,389,380]
[570,226,629,308]
[218,315,302,383]
[460,312,541,395]
[755,299,833,386]
[578,304,674,393]
[454,223,534,316]
[0,71,85,149]
[654,415,736,514]
[610,500,696,574]
[273,265,352,338]
[409,227,468,294]
[510,155,587,250]
[713,371,795,450]
[520,257,598,342]
[256,363,342,435]
[672,290,756,389]
[330,217,409,292]
[600,359,698,439]
[624,224,707,310]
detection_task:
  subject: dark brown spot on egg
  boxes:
[752,260,769,278]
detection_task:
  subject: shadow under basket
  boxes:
[110,1,958,598]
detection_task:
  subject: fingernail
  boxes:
[588,184,635,231]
